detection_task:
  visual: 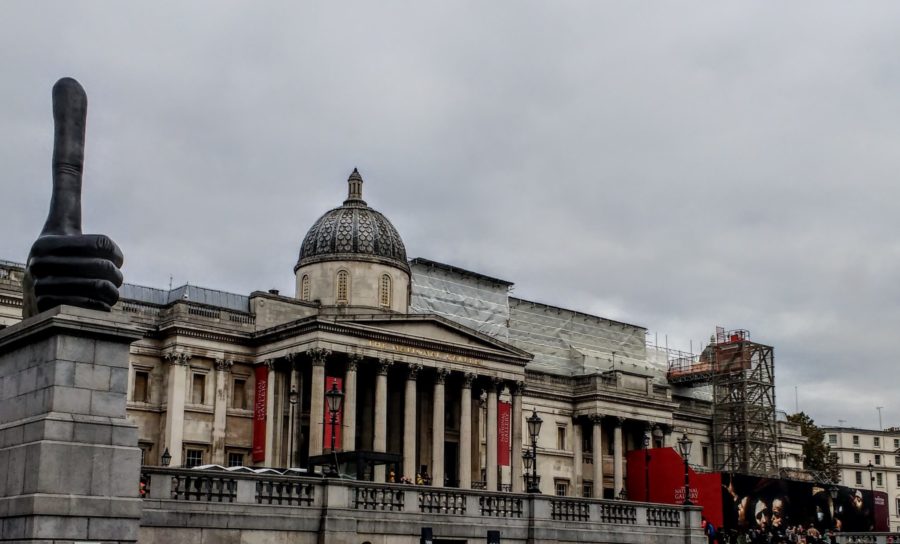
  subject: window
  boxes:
[854,453,861,464]
[874,437,881,448]
[894,438,899,449]
[875,454,881,465]
[228,452,244,467]
[336,270,349,303]
[192,373,206,405]
[855,471,863,485]
[557,426,567,450]
[133,370,149,403]
[876,473,883,487]
[895,455,900,466]
[896,498,900,516]
[185,449,203,468]
[232,378,247,409]
[582,481,593,498]
[554,479,569,497]
[828,434,837,445]
[379,274,392,308]
[853,435,860,446]
[829,452,838,464]
[702,446,710,467]
[896,474,900,487]
[300,274,310,301]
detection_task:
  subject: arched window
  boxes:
[380,274,392,308]
[300,274,310,301]
[336,270,350,303]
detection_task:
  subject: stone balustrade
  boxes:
[138,467,704,544]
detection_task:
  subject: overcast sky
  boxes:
[2,2,899,429]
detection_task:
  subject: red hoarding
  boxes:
[626,447,723,528]
[252,365,268,462]
[497,401,511,466]
[323,376,343,451]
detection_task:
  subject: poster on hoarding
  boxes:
[720,473,887,535]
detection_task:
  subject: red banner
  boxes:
[497,401,511,466]
[323,376,344,451]
[252,365,268,462]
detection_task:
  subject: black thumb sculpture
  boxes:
[22,77,124,318]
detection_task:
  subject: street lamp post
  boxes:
[676,433,693,506]
[324,382,344,476]
[643,432,651,502]
[161,448,171,467]
[526,408,543,493]
[867,460,875,494]
[288,386,298,468]
[522,449,534,491]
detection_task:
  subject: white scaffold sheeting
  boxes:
[409,264,511,341]
[507,298,653,377]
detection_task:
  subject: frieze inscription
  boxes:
[367,340,482,366]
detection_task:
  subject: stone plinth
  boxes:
[0,306,143,543]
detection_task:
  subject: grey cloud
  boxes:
[2,1,900,428]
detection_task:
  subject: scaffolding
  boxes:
[667,327,778,477]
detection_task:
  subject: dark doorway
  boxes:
[444,441,458,487]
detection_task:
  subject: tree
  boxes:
[786,411,841,483]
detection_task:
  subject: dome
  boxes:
[295,169,409,273]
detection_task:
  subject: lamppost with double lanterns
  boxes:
[522,449,534,491]
[643,432,651,501]
[324,381,344,476]
[288,386,298,467]
[867,460,875,494]
[643,426,664,502]
[525,408,543,493]
[676,433,693,506]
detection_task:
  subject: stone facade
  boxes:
[0,171,808,532]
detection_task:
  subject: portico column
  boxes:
[591,416,604,498]
[431,368,448,487]
[613,417,625,496]
[511,381,524,493]
[163,351,190,467]
[286,354,300,466]
[486,378,500,491]
[264,359,276,466]
[212,358,233,465]
[573,419,583,497]
[343,355,360,452]
[373,358,391,482]
[307,348,330,458]
[404,364,422,482]
[459,372,475,489]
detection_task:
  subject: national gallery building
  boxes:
[0,170,721,500]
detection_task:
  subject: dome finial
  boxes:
[345,167,366,205]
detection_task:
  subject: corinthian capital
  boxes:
[307,347,331,367]
[347,353,363,372]
[376,358,392,376]
[215,358,234,372]
[164,350,191,366]
[407,363,423,380]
